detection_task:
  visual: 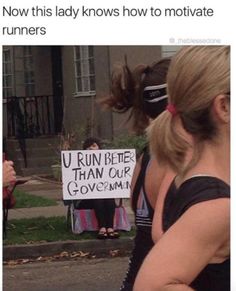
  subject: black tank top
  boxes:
[163,176,230,291]
[131,148,154,231]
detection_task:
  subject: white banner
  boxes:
[61,149,136,200]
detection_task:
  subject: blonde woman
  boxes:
[134,46,230,291]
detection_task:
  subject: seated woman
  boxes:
[81,137,120,239]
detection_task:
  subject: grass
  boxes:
[4,216,136,245]
[13,189,57,208]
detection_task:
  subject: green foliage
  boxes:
[4,216,136,245]
[51,122,93,166]
[104,134,147,156]
[14,189,57,208]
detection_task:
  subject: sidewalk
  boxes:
[4,176,135,261]
[8,177,65,220]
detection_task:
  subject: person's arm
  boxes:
[134,198,230,291]
[3,160,16,187]
[130,155,142,199]
[151,165,175,242]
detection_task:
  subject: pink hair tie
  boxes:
[166,104,177,116]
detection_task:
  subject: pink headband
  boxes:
[166,104,177,116]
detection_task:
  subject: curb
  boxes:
[3,237,134,261]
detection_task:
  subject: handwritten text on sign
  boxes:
[61,149,136,200]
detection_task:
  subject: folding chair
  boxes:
[64,199,131,234]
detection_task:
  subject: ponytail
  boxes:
[148,111,189,173]
[100,63,150,134]
[148,46,230,174]
[100,57,172,134]
[99,64,135,112]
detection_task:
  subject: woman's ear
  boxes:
[213,94,230,123]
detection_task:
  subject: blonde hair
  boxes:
[149,46,230,173]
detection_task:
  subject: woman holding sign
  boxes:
[134,46,230,290]
[82,137,120,239]
[101,57,174,290]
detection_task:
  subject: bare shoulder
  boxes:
[130,154,142,193]
[134,198,230,290]
[169,198,230,252]
[183,198,230,226]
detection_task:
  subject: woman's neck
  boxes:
[182,139,230,185]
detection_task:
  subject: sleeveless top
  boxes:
[120,149,154,291]
[163,176,230,291]
[135,165,154,231]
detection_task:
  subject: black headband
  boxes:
[143,84,167,103]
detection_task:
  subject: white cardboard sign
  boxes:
[61,149,136,200]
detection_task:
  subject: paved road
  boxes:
[3,256,129,291]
